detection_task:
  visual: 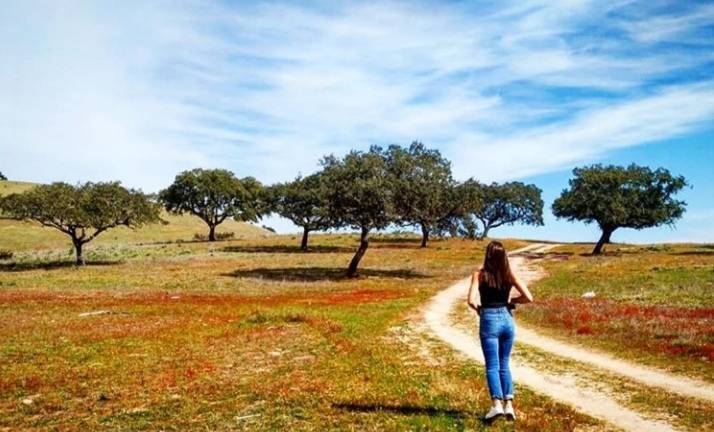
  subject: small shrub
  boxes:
[261,225,276,233]
[193,231,235,241]
[216,231,235,240]
[0,249,13,260]
[241,311,343,333]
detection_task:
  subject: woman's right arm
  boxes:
[509,274,534,304]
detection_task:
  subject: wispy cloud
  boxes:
[2,0,713,193]
[452,83,714,181]
[623,2,714,44]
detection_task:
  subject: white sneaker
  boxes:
[484,404,504,421]
[504,402,516,421]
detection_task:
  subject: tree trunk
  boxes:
[592,227,614,255]
[300,227,310,251]
[478,225,491,240]
[208,224,216,242]
[347,227,370,278]
[420,224,429,248]
[74,240,85,266]
[448,224,459,238]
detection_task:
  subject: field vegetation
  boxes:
[0,229,607,431]
[0,153,700,430]
[518,243,714,380]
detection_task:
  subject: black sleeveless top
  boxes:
[479,277,511,308]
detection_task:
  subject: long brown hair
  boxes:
[479,241,513,290]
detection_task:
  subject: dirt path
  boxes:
[511,248,714,404]
[422,243,706,432]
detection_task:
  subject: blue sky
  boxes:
[1,0,713,242]
[497,129,714,243]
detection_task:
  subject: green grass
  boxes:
[532,243,714,307]
[0,234,604,431]
[519,242,714,380]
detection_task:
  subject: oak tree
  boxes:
[474,182,544,239]
[434,180,482,239]
[0,182,160,264]
[269,172,332,250]
[321,147,395,277]
[553,164,687,255]
[159,169,263,241]
[384,142,454,247]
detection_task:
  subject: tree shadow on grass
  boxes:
[220,237,432,254]
[577,250,635,257]
[331,402,464,419]
[533,252,573,261]
[369,236,426,249]
[139,238,231,246]
[578,253,611,257]
[332,401,499,427]
[220,245,354,254]
[0,260,123,272]
[222,266,429,281]
[671,249,714,256]
[370,236,422,244]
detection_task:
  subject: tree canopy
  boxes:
[269,172,332,250]
[0,172,6,181]
[433,179,482,239]
[159,168,263,241]
[441,180,543,239]
[384,142,455,247]
[321,146,395,277]
[0,182,160,264]
[473,182,544,239]
[553,164,688,254]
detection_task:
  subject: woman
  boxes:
[467,241,533,421]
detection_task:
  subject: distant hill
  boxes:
[0,181,273,251]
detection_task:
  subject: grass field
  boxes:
[2,182,709,430]
[0,229,607,431]
[518,243,714,380]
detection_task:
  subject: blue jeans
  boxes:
[479,307,515,400]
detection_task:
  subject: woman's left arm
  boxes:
[509,274,534,304]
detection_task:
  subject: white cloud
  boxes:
[624,3,714,44]
[1,0,712,206]
[0,1,212,191]
[451,83,714,182]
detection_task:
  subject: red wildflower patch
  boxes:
[526,297,714,362]
[316,289,406,305]
[576,326,594,335]
[701,344,714,362]
[0,287,407,310]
